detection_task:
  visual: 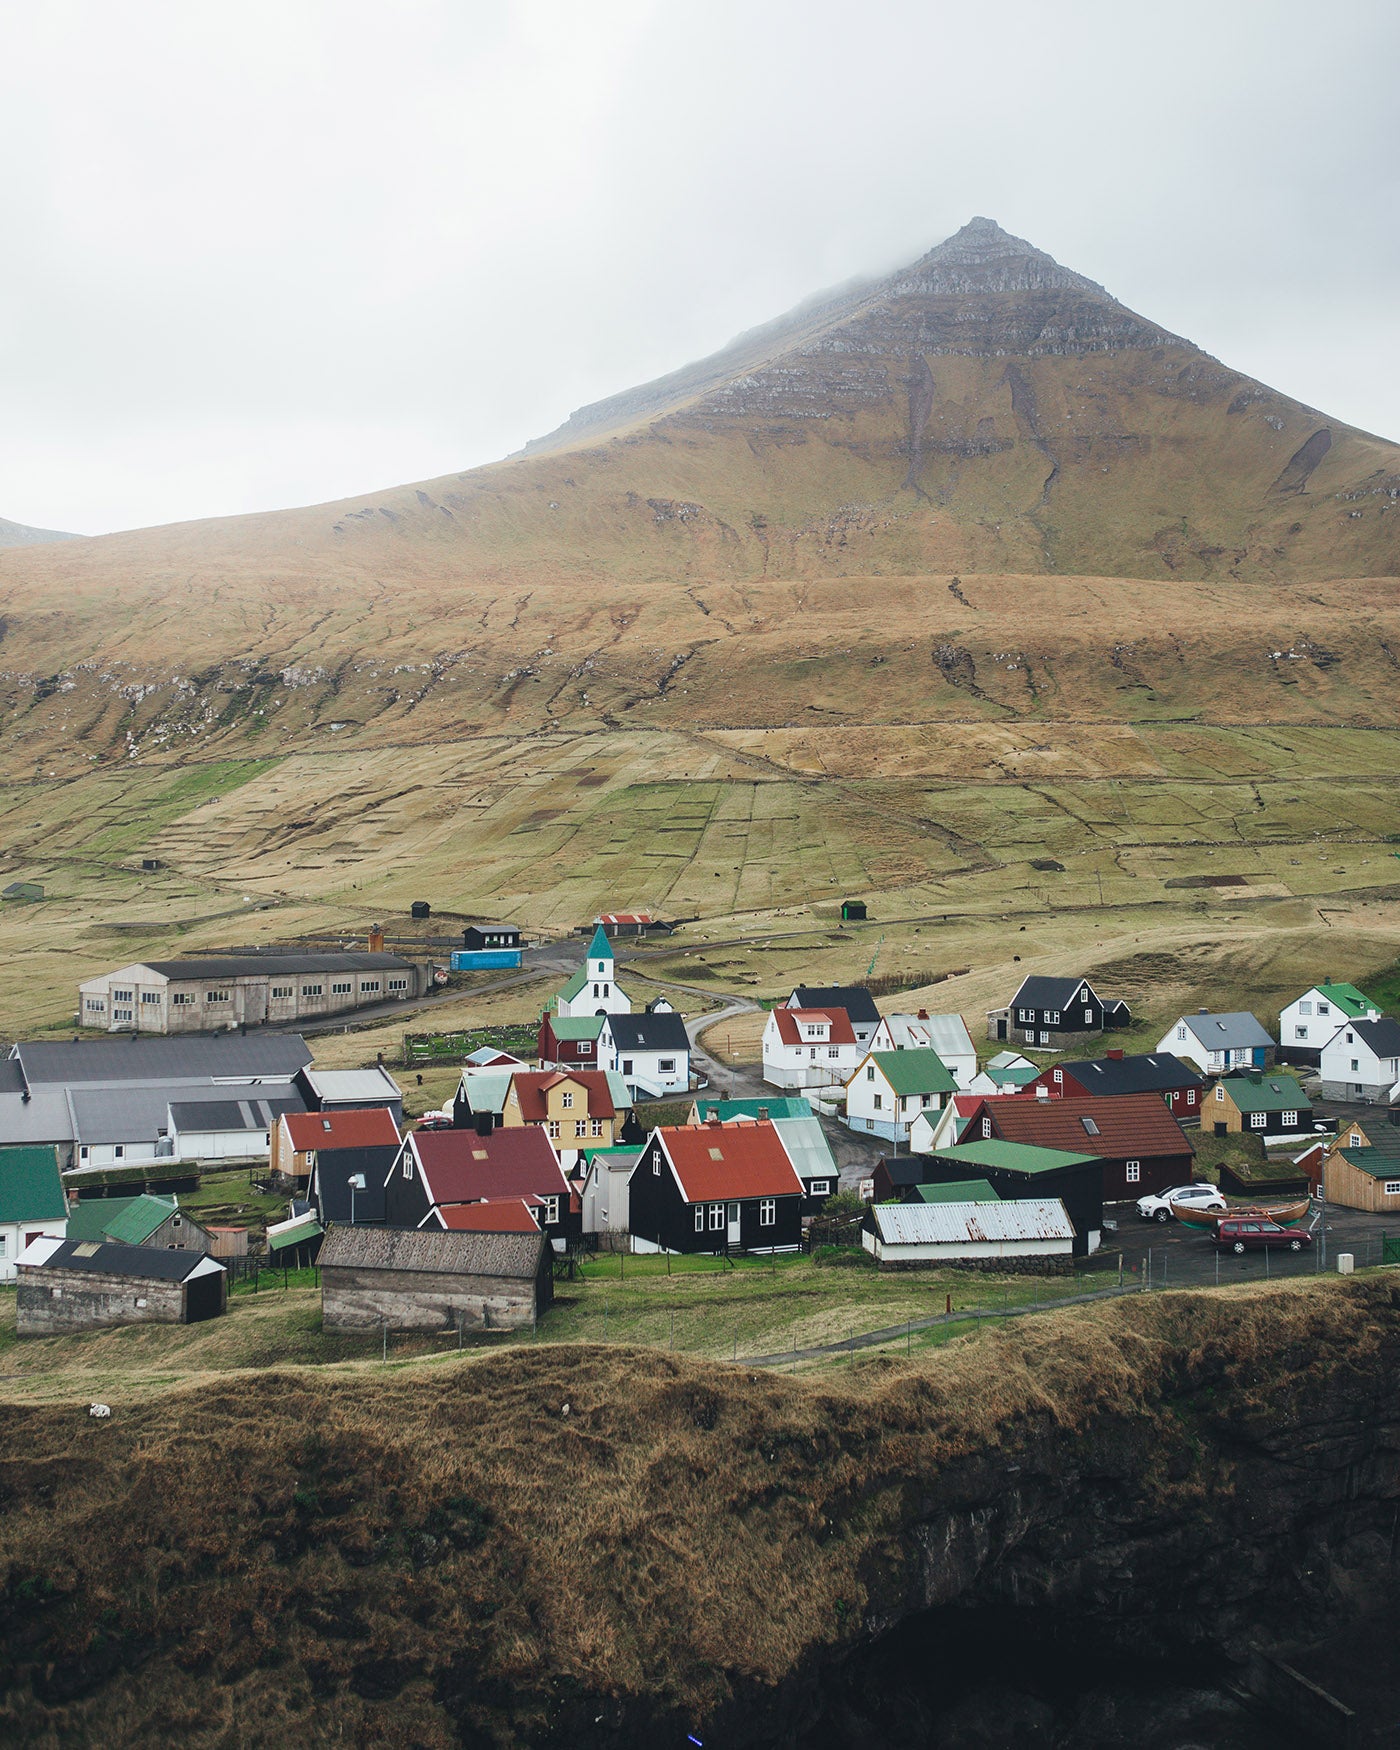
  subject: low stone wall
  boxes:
[875,1252,1074,1277]
[321,1264,537,1333]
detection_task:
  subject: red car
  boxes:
[1215,1217,1312,1254]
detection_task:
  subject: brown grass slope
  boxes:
[2,1278,1399,1746]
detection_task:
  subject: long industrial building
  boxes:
[78,952,427,1034]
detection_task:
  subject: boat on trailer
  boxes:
[1170,1195,1313,1232]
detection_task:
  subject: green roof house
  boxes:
[65,1192,210,1254]
[539,1011,605,1068]
[1210,1072,1315,1139]
[691,1097,815,1123]
[1280,981,1383,1067]
[845,1048,958,1144]
[0,1144,68,1279]
[912,1178,1001,1205]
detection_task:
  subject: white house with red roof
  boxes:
[626,1122,806,1254]
[762,1007,862,1090]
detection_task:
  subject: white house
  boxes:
[0,1145,68,1282]
[909,1091,988,1155]
[862,1197,1075,1268]
[844,1050,959,1144]
[785,986,881,1048]
[1156,1012,1275,1076]
[597,1008,690,1098]
[762,1007,862,1090]
[866,1012,977,1088]
[965,1051,1039,1096]
[554,926,631,1019]
[1278,981,1381,1068]
[580,1145,644,1238]
[1319,1016,1400,1102]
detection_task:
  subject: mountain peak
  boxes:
[886,216,1111,301]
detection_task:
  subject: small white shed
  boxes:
[863,1198,1075,1268]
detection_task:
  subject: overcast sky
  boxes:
[2,0,1396,535]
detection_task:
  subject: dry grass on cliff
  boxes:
[2,1275,1395,1747]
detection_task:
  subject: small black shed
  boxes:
[411,901,432,920]
[840,899,868,922]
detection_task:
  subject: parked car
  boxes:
[1136,1183,1227,1224]
[1215,1217,1313,1254]
[415,1110,455,1131]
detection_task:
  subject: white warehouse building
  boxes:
[79,953,427,1035]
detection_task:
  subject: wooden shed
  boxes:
[318,1225,552,1333]
[16,1237,226,1334]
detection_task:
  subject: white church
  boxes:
[554,925,632,1018]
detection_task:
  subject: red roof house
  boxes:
[627,1122,806,1253]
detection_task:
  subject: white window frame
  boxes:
[708,1203,725,1232]
[1385,1182,1400,1197]
[694,1206,705,1232]
[759,1198,776,1227]
[1125,1160,1140,1183]
[1249,1112,1267,1129]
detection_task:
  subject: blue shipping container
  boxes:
[450,949,523,971]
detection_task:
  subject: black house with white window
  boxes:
[987,975,1128,1048]
[626,1124,805,1255]
[462,925,523,952]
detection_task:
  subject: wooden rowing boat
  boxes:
[1170,1196,1312,1231]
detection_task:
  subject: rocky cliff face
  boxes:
[2,1279,1398,1747]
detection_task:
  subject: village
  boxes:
[3,905,1399,1367]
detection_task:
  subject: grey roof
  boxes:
[134,952,412,979]
[1348,1017,1400,1056]
[168,1094,304,1134]
[1011,974,1100,1009]
[869,1198,1075,1246]
[0,1060,26,1094]
[11,1034,312,1086]
[790,986,880,1024]
[1061,1053,1204,1096]
[22,1238,224,1282]
[605,1012,690,1053]
[1178,1012,1275,1050]
[0,1085,76,1147]
[771,1116,839,1184]
[318,1223,544,1280]
[300,1065,402,1104]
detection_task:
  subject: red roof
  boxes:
[771,1008,857,1047]
[658,1123,805,1201]
[410,1126,570,1206]
[283,1107,401,1151]
[510,1069,617,1122]
[431,1198,542,1233]
[597,913,653,925]
[972,1093,1191,1159]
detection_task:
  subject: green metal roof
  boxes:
[983,1065,1040,1088]
[863,1050,958,1096]
[556,967,589,1003]
[550,1015,604,1041]
[268,1216,324,1251]
[693,1097,814,1122]
[0,1145,66,1225]
[587,924,614,961]
[931,1139,1099,1176]
[603,1071,633,1111]
[1217,1073,1311,1115]
[67,1192,177,1245]
[1315,982,1380,1018]
[913,1178,1000,1204]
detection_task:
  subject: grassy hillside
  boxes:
[1,1277,1396,1745]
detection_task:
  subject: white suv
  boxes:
[1136,1183,1227,1224]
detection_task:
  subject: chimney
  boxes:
[1248,1070,1262,1084]
[1035,1084,1050,1100]
[1107,1048,1124,1061]
[368,924,385,954]
[917,1008,929,1020]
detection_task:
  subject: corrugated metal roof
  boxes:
[136,952,413,978]
[12,1035,312,1085]
[770,1116,838,1184]
[168,1095,303,1134]
[605,1012,689,1052]
[267,1213,324,1251]
[692,1097,814,1123]
[548,1015,604,1041]
[67,1193,177,1244]
[318,1223,545,1279]
[300,1066,403,1103]
[871,1198,1074,1245]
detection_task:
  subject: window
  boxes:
[1350,1132,1362,1147]
[1282,1111,1298,1128]
[172,1215,182,1228]
[1042,1010,1052,1023]
[538,1196,559,1225]
[593,983,601,998]
[873,1093,883,1110]
[113,1009,132,1022]
[1022,1029,1035,1044]
[981,1117,992,1139]
[811,1180,830,1198]
[659,1058,676,1072]
[709,1203,724,1231]
[113,988,133,1001]
[141,992,161,1005]
[170,991,194,1007]
[1125,1161,1140,1183]
[1186,1089,1196,1104]
[1385,1182,1400,1198]
[1053,1068,1062,1083]
[302,983,323,997]
[900,1096,909,1112]
[1039,1031,1050,1045]
[1052,1011,1061,1025]
[579,1041,592,1055]
[827,1046,839,1059]
[403,1154,412,1177]
[547,1120,561,1140]
[622,1058,634,1075]
[1083,1009,1093,1024]
[561,1092,574,1109]
[360,980,380,994]
[591,1118,604,1137]
[695,1206,705,1232]
[270,985,293,999]
[1081,1116,1100,1136]
[866,1118,875,1130]
[388,977,408,992]
[759,1198,776,1227]
[1176,1026,1186,1041]
[1249,1112,1267,1129]
[1215,1085,1225,1101]
[866,1066,875,1081]
[1345,1031,1354,1044]
[206,990,229,1003]
[84,997,105,1011]
[1318,1002,1331,1016]
[1351,1059,1360,1073]
[113,1145,124,1160]
[652,1152,661,1174]
[331,981,353,995]
[79,1146,89,1161]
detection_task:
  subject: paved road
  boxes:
[1103,1197,1394,1289]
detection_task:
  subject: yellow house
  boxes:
[1320,1118,1400,1214]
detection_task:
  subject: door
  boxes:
[727,1202,741,1247]
[1214,1122,1227,1137]
[183,1272,224,1324]
[996,1018,1007,1041]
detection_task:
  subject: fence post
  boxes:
[381,1321,387,1364]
